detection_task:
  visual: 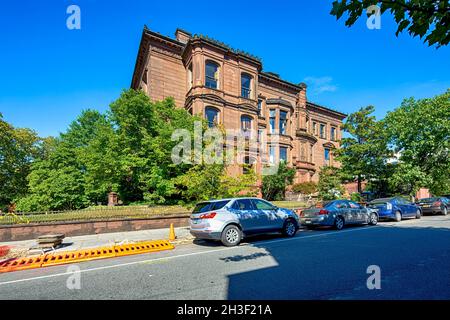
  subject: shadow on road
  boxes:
[224,222,450,300]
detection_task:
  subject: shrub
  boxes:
[261,162,296,201]
[292,182,318,194]
[350,192,363,202]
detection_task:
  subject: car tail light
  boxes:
[298,210,304,217]
[433,201,442,207]
[319,209,329,215]
[199,212,217,219]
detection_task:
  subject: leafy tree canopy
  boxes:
[0,113,43,208]
[331,0,450,47]
[384,90,450,195]
[318,166,345,201]
[15,90,257,211]
[335,105,391,193]
[261,162,296,201]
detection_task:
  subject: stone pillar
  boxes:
[296,84,307,131]
[193,51,203,87]
[108,192,119,207]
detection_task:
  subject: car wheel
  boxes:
[282,219,297,237]
[443,207,448,216]
[415,209,421,219]
[334,216,345,230]
[221,225,241,247]
[394,211,402,222]
[369,212,378,225]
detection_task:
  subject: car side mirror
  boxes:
[271,206,278,211]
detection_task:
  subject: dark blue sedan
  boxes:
[368,197,422,222]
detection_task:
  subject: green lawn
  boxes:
[272,201,307,209]
[0,201,307,225]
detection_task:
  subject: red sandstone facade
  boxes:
[131,27,346,184]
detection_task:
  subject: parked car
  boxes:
[368,197,422,222]
[189,198,300,246]
[416,197,449,216]
[298,200,379,230]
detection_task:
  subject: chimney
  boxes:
[175,28,192,44]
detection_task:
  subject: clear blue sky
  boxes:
[1,0,449,137]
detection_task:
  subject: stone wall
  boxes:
[0,215,190,242]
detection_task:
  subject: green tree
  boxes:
[16,139,89,211]
[0,113,42,208]
[331,0,450,47]
[173,164,224,204]
[261,162,296,201]
[385,90,450,195]
[335,105,391,194]
[389,162,431,198]
[292,181,318,194]
[318,166,345,201]
[109,90,201,204]
[15,109,115,211]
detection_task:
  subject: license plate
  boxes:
[305,220,311,224]
[192,219,201,224]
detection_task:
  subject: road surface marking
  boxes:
[0,225,381,286]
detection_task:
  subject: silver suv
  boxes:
[190,197,300,246]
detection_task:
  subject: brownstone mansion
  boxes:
[131,27,346,184]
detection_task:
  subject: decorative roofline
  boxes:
[307,101,347,119]
[259,72,303,93]
[191,34,262,63]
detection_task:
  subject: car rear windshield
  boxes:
[192,200,230,213]
[370,198,393,205]
[418,198,438,203]
[312,201,333,208]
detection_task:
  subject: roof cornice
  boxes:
[259,72,303,93]
[306,101,347,119]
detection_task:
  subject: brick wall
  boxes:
[0,216,190,242]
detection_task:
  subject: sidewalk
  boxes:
[1,226,193,256]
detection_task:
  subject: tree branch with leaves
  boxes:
[331,0,450,47]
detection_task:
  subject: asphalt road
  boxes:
[1,215,450,300]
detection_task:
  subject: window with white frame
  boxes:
[279,110,287,135]
[205,107,219,128]
[241,115,252,132]
[257,99,263,116]
[269,145,275,164]
[241,73,252,99]
[205,61,219,89]
[331,126,337,141]
[280,147,288,163]
[269,109,276,133]
[320,123,326,139]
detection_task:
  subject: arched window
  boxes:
[205,107,219,128]
[241,73,252,99]
[205,61,219,89]
[241,115,252,132]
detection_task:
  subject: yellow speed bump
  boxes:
[114,240,174,257]
[0,239,174,273]
[42,246,116,267]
